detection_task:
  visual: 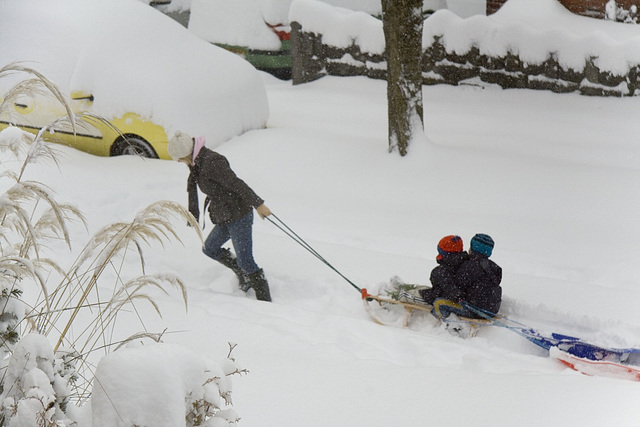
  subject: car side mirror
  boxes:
[70,91,94,102]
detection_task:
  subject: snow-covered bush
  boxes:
[0,334,77,426]
[606,0,639,23]
[0,64,243,425]
[92,342,246,426]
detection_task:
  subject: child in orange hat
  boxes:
[398,235,469,305]
[421,235,469,304]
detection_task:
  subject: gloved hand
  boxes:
[256,204,272,219]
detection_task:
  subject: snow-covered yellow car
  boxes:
[0,0,268,160]
[0,89,170,159]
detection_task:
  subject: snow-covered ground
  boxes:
[3,0,640,424]
[4,73,639,425]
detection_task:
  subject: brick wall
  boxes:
[561,0,610,18]
[486,0,506,15]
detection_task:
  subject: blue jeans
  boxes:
[202,211,260,274]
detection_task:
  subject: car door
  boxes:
[0,92,47,136]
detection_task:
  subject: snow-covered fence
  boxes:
[290,0,640,96]
[422,8,640,96]
[423,41,640,97]
[290,0,386,83]
[291,21,386,82]
[489,0,640,23]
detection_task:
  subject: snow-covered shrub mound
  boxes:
[0,334,77,426]
[92,343,244,426]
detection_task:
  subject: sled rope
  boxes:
[266,214,361,292]
[461,302,528,331]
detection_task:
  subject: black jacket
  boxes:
[187,147,263,225]
[420,252,469,304]
[456,254,502,315]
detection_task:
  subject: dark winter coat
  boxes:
[456,253,502,315]
[419,252,470,304]
[187,147,264,225]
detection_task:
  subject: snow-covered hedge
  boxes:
[290,0,384,82]
[290,0,640,96]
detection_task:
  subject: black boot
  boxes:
[217,249,250,291]
[246,269,272,302]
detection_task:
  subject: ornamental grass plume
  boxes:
[0,64,203,420]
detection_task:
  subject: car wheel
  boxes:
[111,135,158,159]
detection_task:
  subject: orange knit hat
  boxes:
[436,235,463,261]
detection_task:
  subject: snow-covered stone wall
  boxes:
[291,0,640,96]
[489,0,640,23]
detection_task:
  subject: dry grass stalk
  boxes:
[0,66,202,403]
[0,62,74,132]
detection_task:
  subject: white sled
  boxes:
[361,288,494,337]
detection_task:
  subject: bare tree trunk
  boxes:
[382,0,425,156]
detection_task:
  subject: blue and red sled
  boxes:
[552,348,640,381]
[460,301,640,381]
[362,289,640,381]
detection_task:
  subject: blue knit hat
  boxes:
[470,234,494,257]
